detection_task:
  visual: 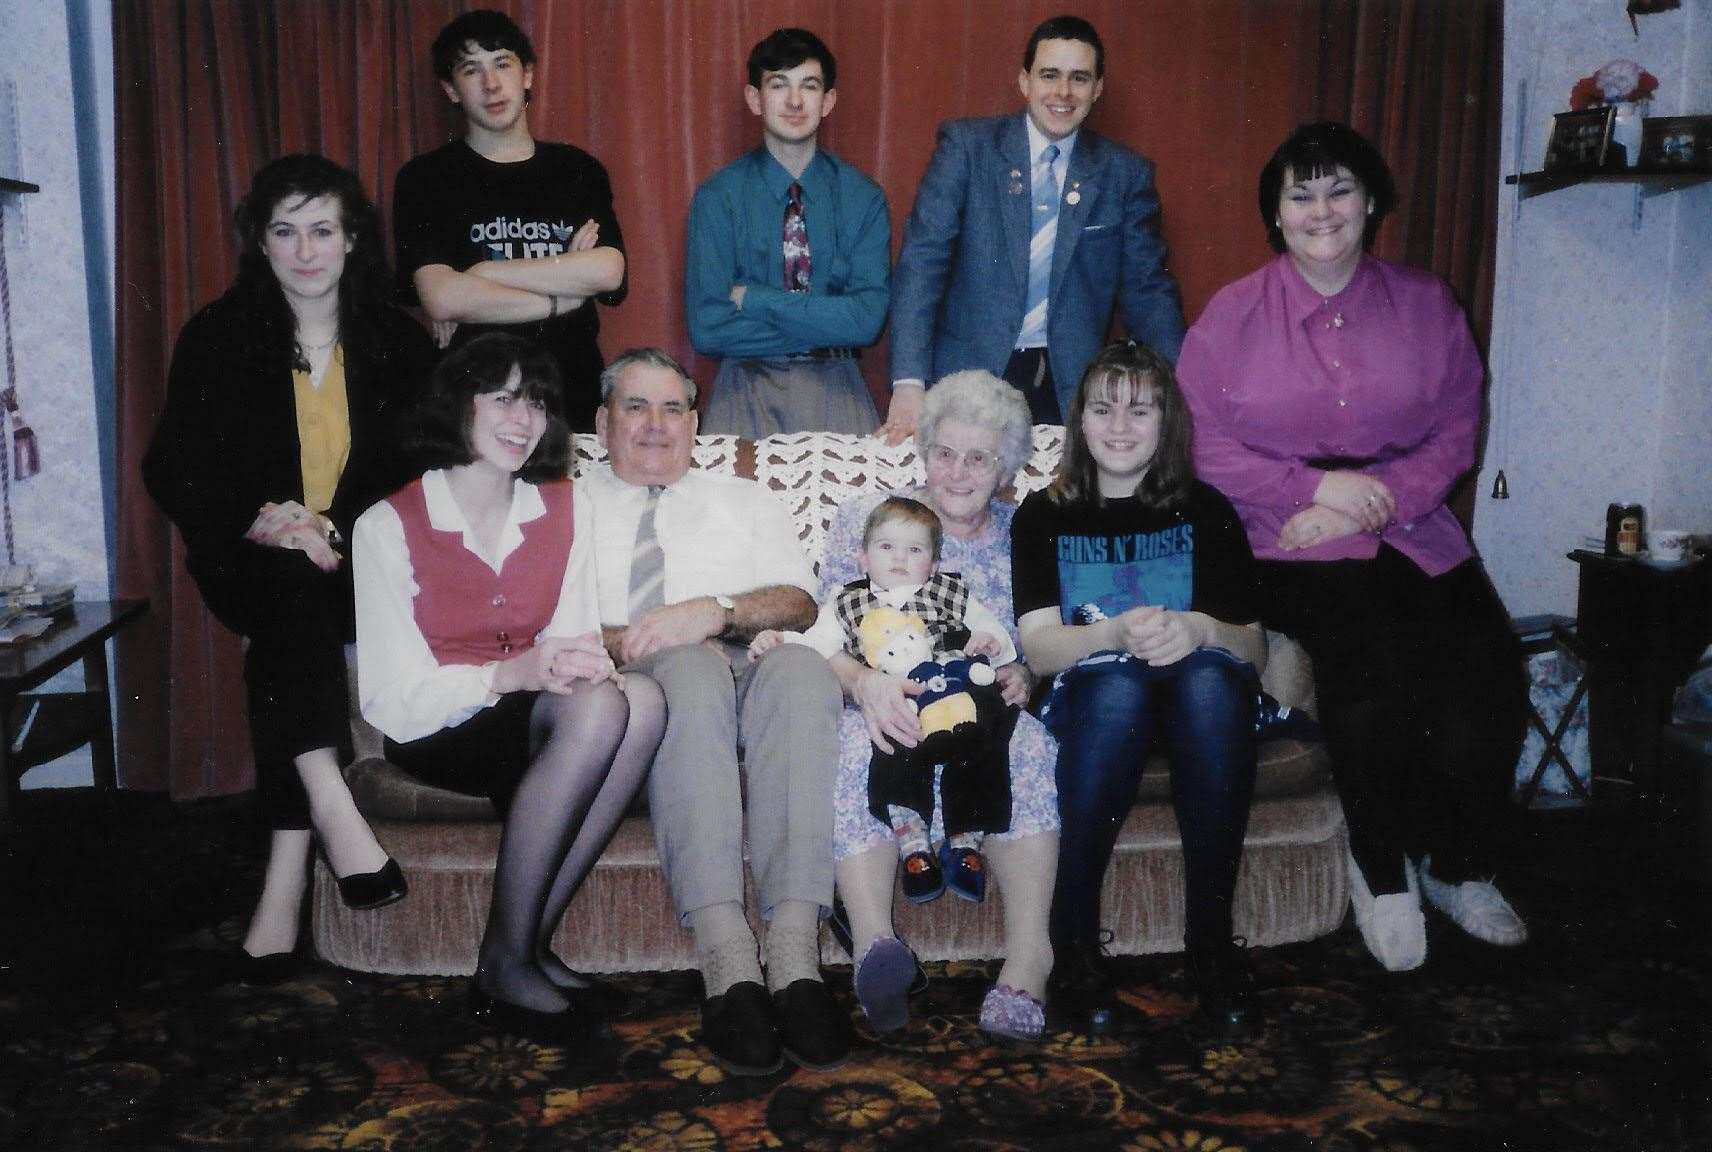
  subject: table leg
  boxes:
[1,693,15,836]
[83,642,117,793]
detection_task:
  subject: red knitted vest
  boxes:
[388,476,575,666]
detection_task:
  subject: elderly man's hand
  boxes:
[619,597,724,664]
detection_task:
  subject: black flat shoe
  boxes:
[469,984,605,1045]
[700,980,783,1076]
[221,949,299,986]
[1186,936,1259,1039]
[543,963,636,1018]
[772,978,853,1070]
[335,858,408,911]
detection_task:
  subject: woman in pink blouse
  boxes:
[1178,122,1528,972]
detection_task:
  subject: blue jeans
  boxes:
[1047,648,1259,950]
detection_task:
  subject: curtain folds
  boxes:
[114,0,1498,798]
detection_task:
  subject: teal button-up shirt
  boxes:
[686,148,890,358]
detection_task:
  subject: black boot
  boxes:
[1049,935,1117,1036]
[1185,936,1259,1039]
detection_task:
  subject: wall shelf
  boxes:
[1506,169,1712,230]
[0,177,39,194]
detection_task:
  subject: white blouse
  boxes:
[352,469,600,743]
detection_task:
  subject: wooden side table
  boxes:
[1568,550,1712,802]
[1,600,148,832]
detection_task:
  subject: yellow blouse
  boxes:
[293,346,352,516]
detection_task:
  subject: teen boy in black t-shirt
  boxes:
[393,9,626,430]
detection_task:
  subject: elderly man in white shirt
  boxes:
[584,347,847,1075]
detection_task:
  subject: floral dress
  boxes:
[821,492,1060,860]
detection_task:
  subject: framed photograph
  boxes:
[1544,106,1617,171]
[1639,115,1712,171]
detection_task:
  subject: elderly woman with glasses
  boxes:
[821,370,1059,1042]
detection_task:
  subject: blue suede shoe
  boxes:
[940,842,987,903]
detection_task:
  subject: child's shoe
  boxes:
[940,841,987,903]
[900,849,945,904]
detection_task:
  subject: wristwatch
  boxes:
[715,594,736,636]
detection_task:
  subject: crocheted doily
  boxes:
[571,428,1064,567]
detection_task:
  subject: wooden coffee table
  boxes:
[1,600,148,832]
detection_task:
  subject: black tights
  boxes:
[475,679,665,1008]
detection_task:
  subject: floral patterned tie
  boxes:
[783,182,811,293]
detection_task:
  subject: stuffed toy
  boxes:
[856,605,1011,902]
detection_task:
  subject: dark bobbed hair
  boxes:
[1259,121,1394,253]
[1049,341,1194,508]
[864,496,944,563]
[1023,15,1104,77]
[747,27,836,89]
[400,333,571,483]
[432,9,535,82]
[230,153,392,372]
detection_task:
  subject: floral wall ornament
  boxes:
[1569,59,1660,110]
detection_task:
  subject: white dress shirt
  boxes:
[579,464,817,627]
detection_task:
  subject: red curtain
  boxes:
[114,0,1496,797]
[1297,0,1504,345]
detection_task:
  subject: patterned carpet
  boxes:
[0,790,1706,1151]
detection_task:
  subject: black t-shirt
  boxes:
[392,140,627,429]
[1011,480,1260,628]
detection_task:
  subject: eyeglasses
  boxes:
[924,443,999,474]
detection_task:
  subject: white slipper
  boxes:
[1418,855,1528,947]
[1346,848,1427,972]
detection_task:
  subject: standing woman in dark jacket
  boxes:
[144,154,435,977]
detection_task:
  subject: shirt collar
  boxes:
[758,147,829,201]
[1023,115,1077,169]
[421,468,546,567]
[1277,251,1382,330]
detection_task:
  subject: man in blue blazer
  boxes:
[883,15,1185,438]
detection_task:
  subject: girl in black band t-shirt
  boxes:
[1012,341,1264,1038]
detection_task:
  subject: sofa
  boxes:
[311,430,1348,974]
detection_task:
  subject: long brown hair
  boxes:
[1048,340,1194,508]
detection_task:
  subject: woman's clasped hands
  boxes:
[1113,605,1207,667]
[246,500,341,572]
[492,632,620,696]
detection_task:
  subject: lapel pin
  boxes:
[1066,183,1082,206]
[1009,169,1024,195]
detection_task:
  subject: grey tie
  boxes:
[627,485,666,618]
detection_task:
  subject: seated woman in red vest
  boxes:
[352,333,665,1040]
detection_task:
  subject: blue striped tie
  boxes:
[1019,143,1060,348]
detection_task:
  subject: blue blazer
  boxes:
[890,114,1186,417]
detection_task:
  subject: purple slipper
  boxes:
[854,937,914,1034]
[979,982,1045,1042]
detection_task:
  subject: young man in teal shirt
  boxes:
[686,28,890,437]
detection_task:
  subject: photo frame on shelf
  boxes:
[1544,106,1617,171]
[1639,115,1712,171]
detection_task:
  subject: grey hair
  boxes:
[918,370,1035,487]
[599,346,699,407]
